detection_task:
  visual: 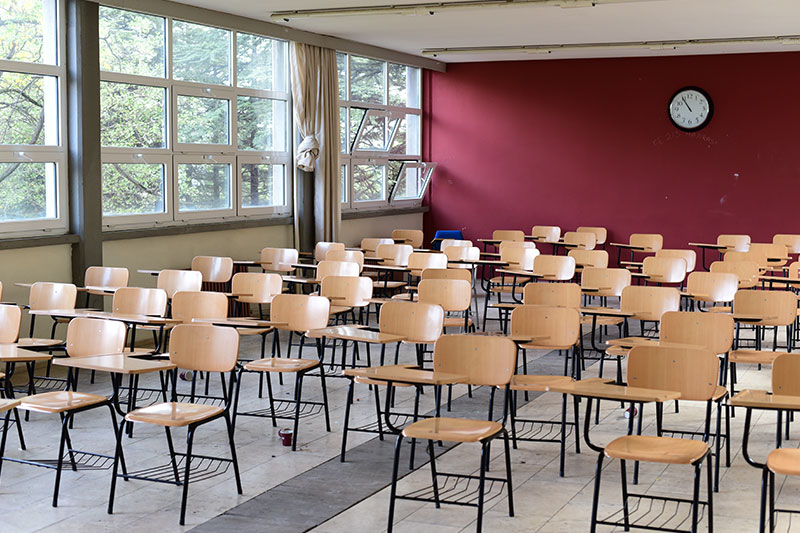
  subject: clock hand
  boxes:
[682,97,693,113]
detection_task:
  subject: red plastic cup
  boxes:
[278,428,294,447]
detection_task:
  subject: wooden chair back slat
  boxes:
[392,229,424,248]
[85,266,129,289]
[171,291,228,323]
[533,255,576,280]
[360,238,393,258]
[315,242,346,262]
[576,226,607,245]
[620,286,680,322]
[629,233,663,251]
[563,231,596,250]
[531,225,561,242]
[500,247,539,271]
[231,272,283,304]
[112,287,168,317]
[29,282,77,311]
[628,344,719,401]
[379,300,443,344]
[433,334,516,387]
[661,311,734,355]
[510,305,581,348]
[718,234,750,252]
[260,247,299,273]
[656,249,697,273]
[773,354,800,396]
[408,252,448,277]
[492,230,525,242]
[316,260,360,281]
[642,256,687,284]
[157,270,203,298]
[686,272,738,303]
[169,324,239,373]
[773,234,800,254]
[270,294,330,332]
[66,317,126,358]
[422,268,472,282]
[734,289,796,327]
[418,279,471,312]
[191,256,234,283]
[581,267,631,298]
[320,276,373,307]
[523,282,581,308]
[568,249,609,269]
[376,244,414,267]
[326,250,365,272]
[0,305,21,343]
[710,260,759,288]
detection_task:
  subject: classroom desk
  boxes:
[688,242,731,270]
[580,306,635,352]
[307,325,406,370]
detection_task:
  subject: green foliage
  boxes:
[238,96,280,151]
[237,33,280,91]
[177,95,229,145]
[173,20,230,86]
[100,82,165,148]
[241,164,283,207]
[0,162,50,221]
[98,6,165,77]
[101,163,164,216]
[178,164,230,212]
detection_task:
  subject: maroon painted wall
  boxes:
[422,52,800,256]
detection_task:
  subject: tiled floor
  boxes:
[0,297,798,532]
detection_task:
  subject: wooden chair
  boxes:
[321,275,373,324]
[361,238,394,258]
[773,234,800,255]
[523,282,581,308]
[612,233,663,264]
[418,279,473,332]
[22,281,77,348]
[620,285,680,337]
[157,269,203,300]
[493,229,525,242]
[234,294,331,450]
[109,323,242,525]
[590,344,718,533]
[171,290,227,324]
[710,260,759,289]
[638,256,687,285]
[581,267,632,302]
[315,260,359,282]
[533,254,576,281]
[563,231,596,250]
[511,305,583,378]
[444,244,480,268]
[112,287,169,352]
[407,252,448,279]
[380,300,443,368]
[0,398,20,485]
[439,238,472,250]
[750,243,790,270]
[576,226,607,248]
[531,225,561,243]
[423,268,472,282]
[191,256,233,284]
[718,234,750,252]
[657,249,697,273]
[0,304,21,344]
[314,242,345,262]
[83,266,129,304]
[326,249,365,272]
[482,247,540,330]
[569,249,609,271]
[15,318,125,507]
[499,240,537,252]
[231,272,283,318]
[392,229,424,248]
[387,334,516,533]
[728,289,797,396]
[375,243,413,267]
[684,272,738,311]
[260,247,299,273]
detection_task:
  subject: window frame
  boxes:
[173,154,236,221]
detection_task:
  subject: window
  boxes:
[338,53,423,210]
[0,0,67,234]
[99,7,290,226]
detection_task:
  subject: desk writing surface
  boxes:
[307,326,406,344]
[547,379,681,403]
[0,344,53,362]
[343,365,467,385]
[580,307,635,318]
[54,354,176,375]
[730,389,800,411]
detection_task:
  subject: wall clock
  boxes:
[668,86,713,131]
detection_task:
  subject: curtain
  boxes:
[289,42,341,243]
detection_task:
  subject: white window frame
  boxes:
[237,153,291,217]
[350,158,389,209]
[173,154,236,221]
[173,85,235,153]
[388,161,436,206]
[0,0,68,236]
[100,153,173,226]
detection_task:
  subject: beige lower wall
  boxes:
[340,212,423,247]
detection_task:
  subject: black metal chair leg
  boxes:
[502,430,514,517]
[52,413,71,507]
[620,459,630,531]
[427,439,440,508]
[590,452,605,533]
[291,373,304,451]
[179,427,195,526]
[224,412,242,494]
[387,434,403,533]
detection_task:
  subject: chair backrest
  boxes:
[439,239,472,250]
[85,266,129,289]
[320,276,373,307]
[576,226,607,245]
[523,282,581,308]
[0,305,21,343]
[620,286,680,322]
[686,272,738,303]
[270,294,330,332]
[492,230,525,242]
[408,252,448,277]
[417,279,471,312]
[444,245,480,267]
[379,300,443,344]
[641,256,687,284]
[231,272,283,304]
[169,323,240,373]
[315,242,346,262]
[65,317,126,358]
[501,247,538,271]
[581,267,631,298]
[326,249,365,272]
[422,268,472,283]
[392,229,424,248]
[533,255,576,281]
[171,291,228,323]
[260,247,299,273]
[361,238,393,258]
[112,287,168,317]
[510,305,581,348]
[498,240,537,253]
[531,225,561,242]
[773,354,800,396]
[734,289,796,327]
[568,249,609,269]
[433,334,516,387]
[375,244,414,267]
[0,281,3,301]
[316,260,359,281]
[29,282,77,311]
[191,256,234,283]
[718,234,750,252]
[629,233,663,251]
[750,242,789,266]
[709,260,759,288]
[628,345,719,401]
[157,269,203,298]
[656,249,697,273]
[773,234,800,254]
[787,261,800,280]
[660,311,734,355]
[563,231,596,250]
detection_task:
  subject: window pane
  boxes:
[178,163,231,211]
[99,7,166,77]
[392,164,430,200]
[389,64,420,108]
[337,53,347,100]
[355,113,395,151]
[173,20,231,86]
[101,82,166,148]
[350,56,384,104]
[1,0,57,65]
[349,108,365,150]
[237,33,285,91]
[353,164,385,202]
[237,96,285,151]
[340,164,347,203]
[0,162,57,220]
[102,163,165,216]
[390,114,421,155]
[0,71,58,145]
[177,95,229,145]
[339,107,347,154]
[241,164,284,208]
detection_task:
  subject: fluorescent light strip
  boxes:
[421,35,800,57]
[270,0,658,20]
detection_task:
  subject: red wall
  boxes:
[422,52,800,258]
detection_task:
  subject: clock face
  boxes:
[669,87,713,131]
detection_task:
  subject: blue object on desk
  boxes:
[432,230,464,250]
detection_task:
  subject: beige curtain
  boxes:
[290,42,341,242]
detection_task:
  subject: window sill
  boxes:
[342,205,428,220]
[0,233,80,251]
[102,216,293,241]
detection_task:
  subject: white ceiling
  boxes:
[170,0,800,62]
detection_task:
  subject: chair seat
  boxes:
[582,316,624,326]
[244,357,320,373]
[604,435,709,464]
[510,374,572,392]
[707,306,732,313]
[729,350,782,364]
[0,398,19,413]
[768,448,800,476]
[391,293,412,301]
[402,417,503,443]
[519,342,574,351]
[17,337,63,348]
[330,305,352,315]
[236,327,273,336]
[712,385,727,401]
[605,345,629,358]
[372,281,407,290]
[355,376,411,387]
[443,316,473,328]
[19,391,108,414]
[126,402,223,427]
